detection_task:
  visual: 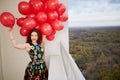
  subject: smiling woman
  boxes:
[9,28,48,80]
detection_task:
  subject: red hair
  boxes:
[26,28,42,45]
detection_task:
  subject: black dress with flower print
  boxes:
[24,43,48,80]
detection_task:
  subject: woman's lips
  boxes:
[32,39,36,41]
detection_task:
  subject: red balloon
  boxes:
[35,11,47,23]
[20,27,30,36]
[51,20,64,31]
[35,25,41,30]
[47,11,58,21]
[44,3,49,13]
[40,23,53,35]
[41,0,47,3]
[16,17,25,27]
[57,3,66,15]
[47,0,59,11]
[0,14,1,22]
[29,0,44,13]
[22,18,37,30]
[18,1,31,15]
[51,29,56,35]
[57,3,61,9]
[26,14,36,18]
[58,13,68,22]
[46,33,55,41]
[0,12,15,28]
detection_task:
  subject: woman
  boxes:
[9,28,48,80]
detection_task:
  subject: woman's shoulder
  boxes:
[25,43,31,47]
[26,43,35,46]
[25,43,30,45]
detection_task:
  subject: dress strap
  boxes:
[29,43,34,46]
[29,43,39,46]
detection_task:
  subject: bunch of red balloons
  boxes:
[0,0,68,41]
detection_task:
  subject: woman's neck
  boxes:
[32,41,37,45]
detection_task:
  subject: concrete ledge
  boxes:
[48,55,67,80]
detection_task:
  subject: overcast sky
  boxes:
[68,0,120,27]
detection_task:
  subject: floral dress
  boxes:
[24,43,48,80]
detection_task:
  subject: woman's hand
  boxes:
[8,28,13,34]
[8,28,14,41]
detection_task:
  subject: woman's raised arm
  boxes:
[8,28,30,50]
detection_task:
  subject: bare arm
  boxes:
[8,28,30,50]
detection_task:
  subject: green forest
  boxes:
[69,27,120,80]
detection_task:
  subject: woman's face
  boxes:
[31,31,38,43]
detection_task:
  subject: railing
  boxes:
[47,41,85,80]
[47,41,67,80]
[48,55,67,80]
[60,41,85,80]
